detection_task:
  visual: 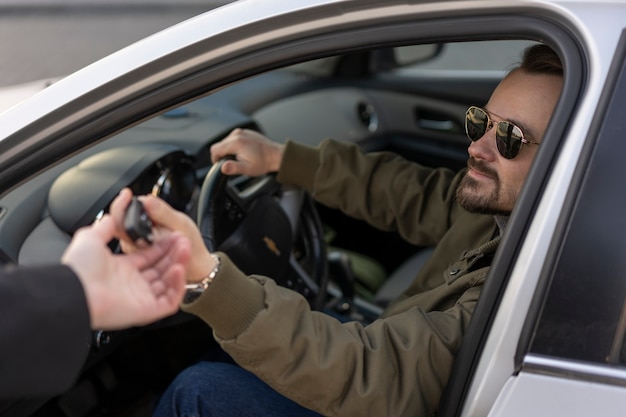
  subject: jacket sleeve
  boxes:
[277,139,467,246]
[182,253,486,417]
[0,264,91,399]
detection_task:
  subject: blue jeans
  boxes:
[153,361,324,417]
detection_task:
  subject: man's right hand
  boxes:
[110,188,216,285]
[210,128,285,177]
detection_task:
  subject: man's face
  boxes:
[456,68,563,215]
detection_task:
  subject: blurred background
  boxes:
[0,0,234,87]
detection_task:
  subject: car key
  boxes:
[123,197,154,245]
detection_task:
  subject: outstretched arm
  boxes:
[0,209,191,399]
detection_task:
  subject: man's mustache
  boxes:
[467,157,498,180]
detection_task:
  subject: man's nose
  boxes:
[468,129,496,160]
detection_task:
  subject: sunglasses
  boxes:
[465,106,539,159]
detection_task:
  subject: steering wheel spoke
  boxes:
[197,157,328,309]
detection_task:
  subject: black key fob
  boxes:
[124,197,153,245]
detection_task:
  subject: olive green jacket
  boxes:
[182,139,498,417]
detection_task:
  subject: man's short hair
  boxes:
[519,44,563,76]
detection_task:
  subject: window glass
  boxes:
[529,48,626,365]
[286,40,535,78]
[394,40,535,74]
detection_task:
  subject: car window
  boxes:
[528,46,626,367]
[394,40,536,74]
[286,40,535,78]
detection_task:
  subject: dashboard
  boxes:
[3,99,257,266]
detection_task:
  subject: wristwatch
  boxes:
[183,254,221,303]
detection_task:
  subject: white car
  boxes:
[1,0,625,416]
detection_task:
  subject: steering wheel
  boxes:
[196,158,328,310]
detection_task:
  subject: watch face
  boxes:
[183,288,203,304]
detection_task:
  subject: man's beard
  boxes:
[456,158,511,216]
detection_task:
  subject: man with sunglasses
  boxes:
[132,44,563,417]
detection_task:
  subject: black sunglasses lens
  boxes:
[495,122,524,159]
[465,107,489,142]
